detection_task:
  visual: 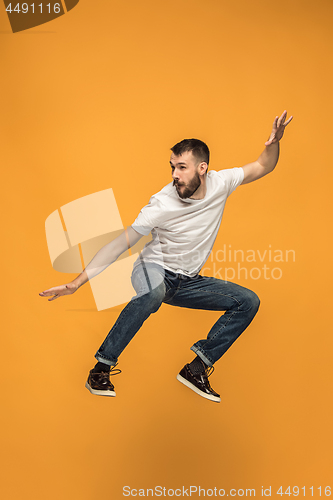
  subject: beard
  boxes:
[173,172,201,199]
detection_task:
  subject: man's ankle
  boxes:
[188,355,208,374]
[93,361,111,373]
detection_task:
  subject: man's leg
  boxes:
[86,263,167,396]
[165,274,260,402]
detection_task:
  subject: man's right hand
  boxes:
[39,227,144,302]
[39,282,78,301]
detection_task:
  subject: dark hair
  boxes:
[170,138,210,168]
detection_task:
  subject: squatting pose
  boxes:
[40,110,293,402]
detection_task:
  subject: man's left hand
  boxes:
[265,110,293,146]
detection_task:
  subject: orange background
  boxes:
[1,0,333,498]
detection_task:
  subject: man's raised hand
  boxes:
[265,110,293,146]
[39,282,78,301]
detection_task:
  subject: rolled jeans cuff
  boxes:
[95,353,117,367]
[190,345,214,367]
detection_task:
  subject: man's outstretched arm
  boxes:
[39,227,143,301]
[241,110,293,185]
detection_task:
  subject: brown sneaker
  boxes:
[85,365,121,397]
[177,363,221,403]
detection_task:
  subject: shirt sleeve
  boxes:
[216,167,244,197]
[131,195,165,235]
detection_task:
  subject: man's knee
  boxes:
[241,289,260,315]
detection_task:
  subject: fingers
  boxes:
[277,110,293,128]
[39,283,76,301]
[265,138,276,146]
[39,290,58,300]
[39,287,62,298]
[277,110,287,127]
[267,110,292,146]
[284,115,293,126]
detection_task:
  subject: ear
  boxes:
[198,162,208,175]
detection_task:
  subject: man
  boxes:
[39,110,293,403]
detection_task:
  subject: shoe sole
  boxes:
[176,374,221,403]
[85,381,116,397]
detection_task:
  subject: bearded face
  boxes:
[173,171,201,199]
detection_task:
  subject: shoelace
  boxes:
[109,363,122,376]
[94,364,122,379]
[205,366,214,377]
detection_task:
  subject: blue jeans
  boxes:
[95,262,260,367]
